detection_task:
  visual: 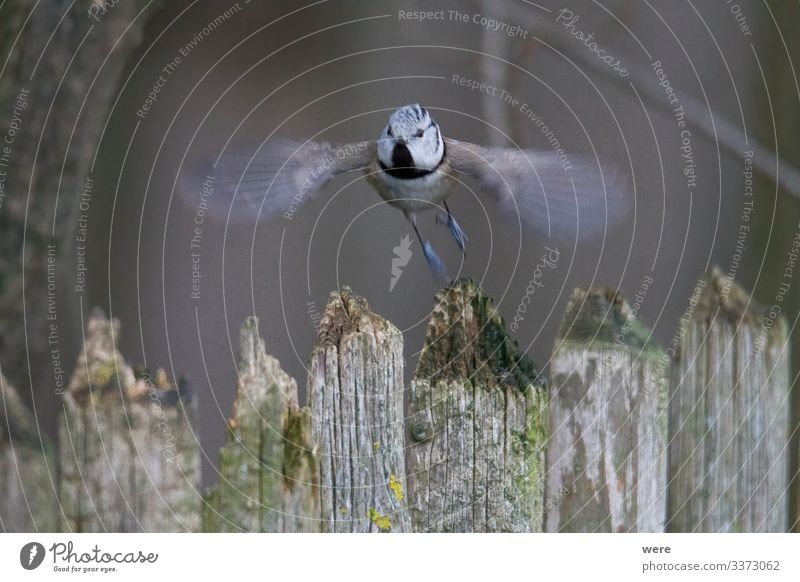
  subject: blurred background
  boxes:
[1,0,798,494]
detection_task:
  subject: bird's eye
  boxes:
[416,129,424,138]
[387,127,394,138]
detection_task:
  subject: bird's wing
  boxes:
[445,138,630,239]
[182,138,375,222]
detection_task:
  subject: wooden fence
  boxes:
[0,270,795,532]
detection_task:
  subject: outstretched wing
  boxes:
[445,138,630,239]
[182,138,375,222]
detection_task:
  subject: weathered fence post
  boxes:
[4,274,794,533]
[59,309,200,532]
[308,289,410,532]
[203,317,317,532]
[406,280,548,532]
[668,269,791,532]
[0,370,57,531]
[546,288,668,532]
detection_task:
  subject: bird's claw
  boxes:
[422,241,451,284]
[436,212,468,253]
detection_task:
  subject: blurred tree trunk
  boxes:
[0,1,159,433]
[747,6,800,531]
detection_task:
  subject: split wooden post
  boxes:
[4,274,794,533]
[406,280,548,532]
[0,369,58,531]
[667,269,791,532]
[59,309,200,532]
[546,288,668,532]
[308,289,410,532]
[203,317,317,532]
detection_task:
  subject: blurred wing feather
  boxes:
[445,138,629,239]
[183,138,374,222]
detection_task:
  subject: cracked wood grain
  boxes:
[546,288,668,532]
[406,280,547,532]
[309,288,410,532]
[667,269,791,532]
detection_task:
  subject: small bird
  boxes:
[192,104,628,281]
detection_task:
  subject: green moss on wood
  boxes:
[415,279,544,393]
[205,316,317,532]
[557,287,662,360]
[282,406,316,491]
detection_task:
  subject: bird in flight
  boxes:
[189,104,628,281]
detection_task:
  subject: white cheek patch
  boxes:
[411,137,444,170]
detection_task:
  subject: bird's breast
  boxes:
[367,158,456,213]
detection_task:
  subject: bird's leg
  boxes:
[436,201,468,253]
[408,212,450,283]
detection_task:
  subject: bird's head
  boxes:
[377,104,444,172]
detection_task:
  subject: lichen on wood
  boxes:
[546,287,668,532]
[203,317,317,532]
[59,309,200,532]
[668,269,791,532]
[309,288,410,532]
[406,279,547,532]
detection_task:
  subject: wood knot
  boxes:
[409,418,432,442]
